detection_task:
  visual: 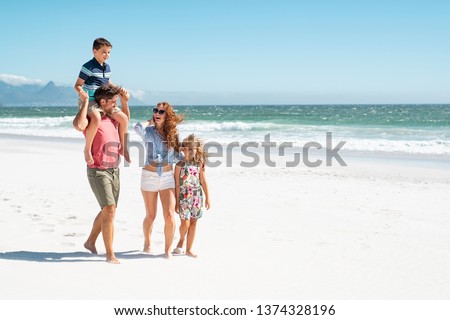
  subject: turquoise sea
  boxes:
[1,104,450,156]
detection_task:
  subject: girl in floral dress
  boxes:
[173,134,211,258]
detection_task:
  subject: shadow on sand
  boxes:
[0,250,166,263]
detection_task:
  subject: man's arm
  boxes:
[119,89,131,120]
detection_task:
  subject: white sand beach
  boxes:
[1,133,450,300]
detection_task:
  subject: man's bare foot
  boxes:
[106,255,120,264]
[143,243,151,253]
[84,241,97,254]
[186,251,198,258]
[84,148,94,164]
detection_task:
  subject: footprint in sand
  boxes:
[61,242,76,247]
[41,229,55,233]
[39,222,55,228]
[63,232,85,238]
[130,233,143,238]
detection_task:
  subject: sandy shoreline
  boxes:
[1,134,450,299]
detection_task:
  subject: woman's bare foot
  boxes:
[143,243,151,253]
[186,251,198,258]
[84,148,94,164]
[84,241,98,254]
[106,255,120,264]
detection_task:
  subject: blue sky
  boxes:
[0,0,449,104]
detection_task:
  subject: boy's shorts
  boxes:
[87,167,120,208]
[78,99,121,117]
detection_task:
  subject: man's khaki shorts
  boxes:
[87,167,120,208]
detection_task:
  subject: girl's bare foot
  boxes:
[186,251,198,258]
[172,247,184,255]
[84,241,97,254]
[164,252,172,259]
[106,255,120,264]
[84,148,94,164]
[143,243,151,253]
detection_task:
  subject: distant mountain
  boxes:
[0,80,74,106]
[0,80,143,106]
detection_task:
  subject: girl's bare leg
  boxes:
[175,219,190,251]
[186,218,198,258]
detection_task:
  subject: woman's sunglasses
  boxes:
[153,108,166,115]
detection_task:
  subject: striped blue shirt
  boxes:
[78,58,111,100]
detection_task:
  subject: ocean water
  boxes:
[1,104,450,156]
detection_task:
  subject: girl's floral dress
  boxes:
[178,161,203,220]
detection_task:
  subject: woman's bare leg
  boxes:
[141,190,158,253]
[159,188,176,258]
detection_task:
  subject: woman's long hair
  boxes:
[157,102,184,151]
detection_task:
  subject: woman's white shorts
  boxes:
[141,170,175,192]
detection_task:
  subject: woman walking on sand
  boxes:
[134,102,184,258]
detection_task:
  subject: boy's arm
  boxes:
[174,163,181,213]
[73,98,89,131]
[74,78,89,101]
[199,164,211,210]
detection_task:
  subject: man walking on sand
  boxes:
[73,83,130,264]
